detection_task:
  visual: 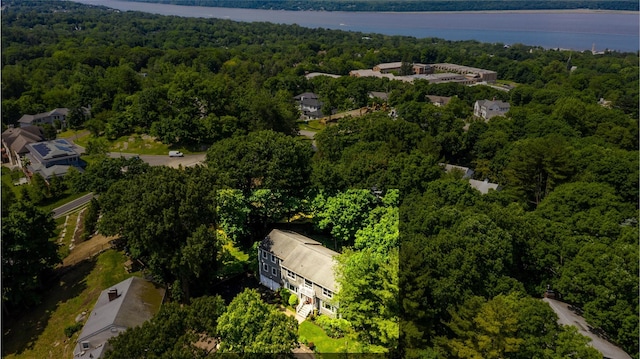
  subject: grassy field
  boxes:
[299,320,356,353]
[109,134,173,155]
[2,250,140,359]
[297,119,325,132]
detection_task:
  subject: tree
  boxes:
[82,197,100,240]
[503,135,573,206]
[105,297,226,359]
[206,130,312,194]
[85,136,110,156]
[439,293,602,359]
[2,200,59,310]
[313,189,378,249]
[98,166,219,302]
[216,189,251,243]
[335,248,399,349]
[216,288,298,354]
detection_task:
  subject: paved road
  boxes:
[52,192,95,218]
[108,152,207,168]
[298,130,317,151]
[543,298,632,359]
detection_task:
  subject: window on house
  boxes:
[322,301,335,312]
[271,254,277,263]
[272,267,277,276]
[304,279,312,289]
[286,269,296,280]
[262,263,268,272]
[81,341,90,350]
[287,282,298,292]
[322,287,333,298]
[262,250,267,259]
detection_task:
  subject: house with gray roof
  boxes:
[18,108,69,128]
[259,229,339,318]
[294,92,326,120]
[73,277,165,359]
[1,125,45,166]
[25,139,85,180]
[442,163,500,194]
[468,178,501,194]
[473,99,510,120]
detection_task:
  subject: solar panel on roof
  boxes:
[32,143,51,157]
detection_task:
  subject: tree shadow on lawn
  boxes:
[2,258,97,356]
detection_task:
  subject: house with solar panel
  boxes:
[258,229,339,318]
[24,138,85,180]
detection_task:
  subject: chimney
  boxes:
[108,289,118,301]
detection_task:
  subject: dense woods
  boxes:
[1,0,638,357]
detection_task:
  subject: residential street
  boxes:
[108,152,207,168]
[52,192,95,218]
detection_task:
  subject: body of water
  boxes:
[74,0,639,52]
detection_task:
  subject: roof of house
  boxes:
[476,99,510,109]
[426,95,452,105]
[18,108,69,124]
[469,178,500,194]
[442,163,475,179]
[262,229,338,291]
[543,298,632,359]
[294,92,319,101]
[74,277,165,359]
[27,160,83,179]
[300,98,323,108]
[26,139,80,162]
[369,91,389,100]
[1,126,45,154]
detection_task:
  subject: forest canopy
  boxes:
[1,0,638,357]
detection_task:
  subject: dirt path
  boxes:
[61,234,116,267]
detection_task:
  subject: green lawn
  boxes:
[109,134,173,155]
[218,240,250,277]
[3,250,141,359]
[297,119,325,132]
[1,166,24,198]
[299,320,357,353]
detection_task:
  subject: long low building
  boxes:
[432,63,498,83]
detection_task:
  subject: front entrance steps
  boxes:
[297,303,313,318]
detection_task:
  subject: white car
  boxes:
[168,151,184,157]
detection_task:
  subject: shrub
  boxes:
[299,336,307,345]
[279,287,291,306]
[307,341,315,350]
[288,293,299,307]
[314,315,351,338]
[64,323,83,338]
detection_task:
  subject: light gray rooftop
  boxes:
[468,179,500,194]
[74,277,164,358]
[262,229,338,291]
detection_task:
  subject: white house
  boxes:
[474,100,510,120]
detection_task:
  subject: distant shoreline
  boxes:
[376,9,639,15]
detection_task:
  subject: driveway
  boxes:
[108,153,207,168]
